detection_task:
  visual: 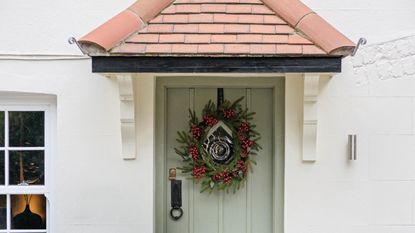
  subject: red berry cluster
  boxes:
[223,175,232,185]
[240,138,255,157]
[191,124,202,139]
[242,139,254,149]
[193,166,206,179]
[239,121,250,133]
[189,145,199,161]
[223,109,236,119]
[213,170,232,185]
[237,160,248,174]
[203,115,218,126]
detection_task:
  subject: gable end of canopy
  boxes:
[77,0,356,57]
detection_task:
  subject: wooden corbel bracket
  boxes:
[117,74,136,160]
[302,74,320,161]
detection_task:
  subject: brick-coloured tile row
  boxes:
[139,23,294,34]
[162,3,274,15]
[127,33,313,45]
[152,13,286,24]
[174,0,263,4]
[112,43,326,55]
[110,0,328,56]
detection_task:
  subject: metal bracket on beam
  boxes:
[302,74,320,161]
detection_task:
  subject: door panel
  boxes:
[166,88,191,233]
[250,89,273,233]
[164,87,274,233]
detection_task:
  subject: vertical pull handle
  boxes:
[170,179,183,220]
[348,134,357,160]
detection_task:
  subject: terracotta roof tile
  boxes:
[201,4,226,13]
[111,43,147,53]
[250,24,275,33]
[159,34,185,42]
[237,34,262,43]
[80,0,356,57]
[250,44,276,54]
[199,24,225,33]
[198,44,225,53]
[288,34,313,45]
[172,44,198,53]
[224,24,249,33]
[302,45,326,55]
[146,24,174,33]
[152,15,164,23]
[238,14,263,24]
[275,25,294,34]
[185,34,211,43]
[176,4,201,13]
[112,0,327,56]
[239,0,262,3]
[263,15,285,24]
[213,13,238,23]
[277,44,302,54]
[226,4,252,13]
[189,13,213,22]
[262,34,288,44]
[146,44,172,53]
[251,5,274,14]
[162,5,176,14]
[225,44,250,54]
[127,34,159,43]
[211,34,237,43]
[163,14,189,23]
[174,24,199,33]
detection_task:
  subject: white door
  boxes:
[156,77,284,233]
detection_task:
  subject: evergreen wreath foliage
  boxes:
[175,97,262,193]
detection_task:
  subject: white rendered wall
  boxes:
[1,0,415,54]
[0,60,156,233]
[285,35,415,233]
[0,0,415,233]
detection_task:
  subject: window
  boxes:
[0,104,51,233]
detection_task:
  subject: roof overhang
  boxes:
[92,56,341,73]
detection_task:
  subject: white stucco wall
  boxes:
[1,0,415,233]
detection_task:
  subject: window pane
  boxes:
[0,151,4,185]
[11,194,46,230]
[0,195,5,229]
[0,112,4,147]
[9,151,44,185]
[9,111,44,147]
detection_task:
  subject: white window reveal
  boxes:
[0,105,51,233]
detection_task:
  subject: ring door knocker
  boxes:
[169,168,183,221]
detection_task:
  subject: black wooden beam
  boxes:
[92,56,342,73]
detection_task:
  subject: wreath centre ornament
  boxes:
[203,121,234,165]
[175,89,262,193]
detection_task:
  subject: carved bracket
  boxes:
[117,74,136,160]
[302,74,320,161]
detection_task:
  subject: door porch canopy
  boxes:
[77,0,356,73]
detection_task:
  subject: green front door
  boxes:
[156,77,284,233]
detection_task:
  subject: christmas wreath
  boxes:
[175,96,261,193]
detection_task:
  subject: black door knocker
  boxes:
[170,179,183,220]
[169,168,183,221]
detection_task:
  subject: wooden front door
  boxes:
[156,77,284,233]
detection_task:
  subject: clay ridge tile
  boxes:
[261,0,355,56]
[78,10,144,51]
[79,0,175,52]
[79,0,356,57]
